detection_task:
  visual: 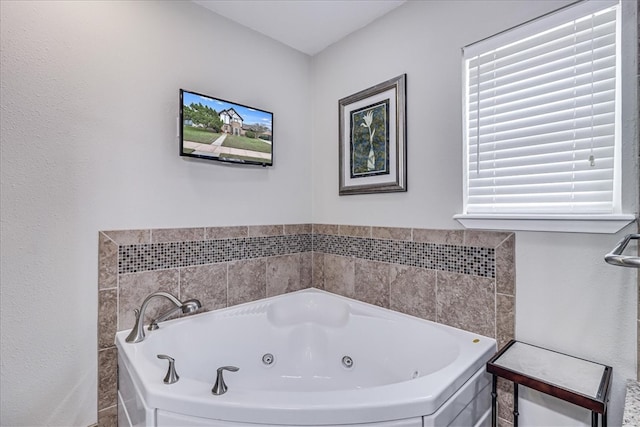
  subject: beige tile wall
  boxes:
[311,225,515,349]
[97,224,515,426]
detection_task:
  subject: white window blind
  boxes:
[462,1,620,216]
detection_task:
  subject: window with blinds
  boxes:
[462,1,620,216]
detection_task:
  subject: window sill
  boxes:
[453,214,636,234]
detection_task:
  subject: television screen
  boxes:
[180,89,273,166]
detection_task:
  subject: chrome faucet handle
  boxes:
[157,354,179,384]
[125,309,144,343]
[212,366,239,395]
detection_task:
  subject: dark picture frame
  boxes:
[338,74,406,195]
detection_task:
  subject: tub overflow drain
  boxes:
[341,356,354,369]
[262,353,274,365]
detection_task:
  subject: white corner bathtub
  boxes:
[116,288,497,427]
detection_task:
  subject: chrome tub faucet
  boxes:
[148,298,202,331]
[126,291,201,343]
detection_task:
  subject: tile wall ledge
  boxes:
[248,224,285,237]
[101,224,314,246]
[284,224,313,235]
[100,229,151,246]
[101,224,514,249]
[313,224,513,248]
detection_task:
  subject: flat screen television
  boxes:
[180,89,273,166]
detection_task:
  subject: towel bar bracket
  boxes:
[604,234,640,268]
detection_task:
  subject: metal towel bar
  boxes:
[604,234,640,268]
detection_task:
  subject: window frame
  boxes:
[454,0,637,234]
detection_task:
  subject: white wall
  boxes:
[516,226,637,425]
[311,1,637,426]
[0,1,311,425]
[311,0,576,227]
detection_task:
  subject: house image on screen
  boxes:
[219,108,244,135]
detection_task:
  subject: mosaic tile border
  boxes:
[118,231,495,279]
[119,234,312,274]
[313,234,495,278]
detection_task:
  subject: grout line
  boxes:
[496,291,515,298]
[494,278,498,341]
[497,416,513,427]
[97,403,117,413]
[435,270,439,323]
[99,231,118,245]
[116,250,120,332]
[495,232,515,248]
[177,267,181,300]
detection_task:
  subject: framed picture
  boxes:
[338,74,406,195]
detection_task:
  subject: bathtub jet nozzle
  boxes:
[342,356,354,369]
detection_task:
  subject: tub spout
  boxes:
[125,292,201,343]
[149,299,202,331]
